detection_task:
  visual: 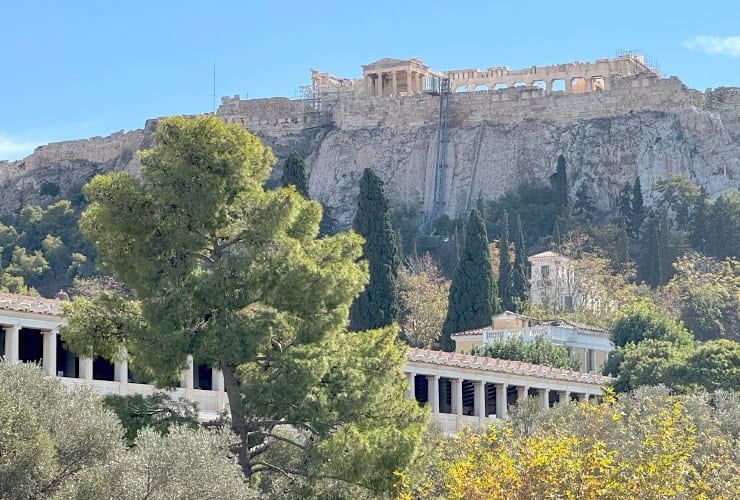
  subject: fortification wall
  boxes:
[215,72,703,140]
[327,74,703,132]
[218,96,325,135]
[0,127,148,178]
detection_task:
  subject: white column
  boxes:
[378,73,383,96]
[578,393,589,403]
[79,356,94,381]
[517,385,529,402]
[392,71,397,96]
[495,383,508,419]
[3,325,20,363]
[473,381,485,418]
[559,390,571,403]
[114,347,128,383]
[582,349,588,373]
[452,378,463,417]
[181,355,194,402]
[42,329,58,376]
[427,375,439,414]
[212,367,225,412]
[404,372,415,399]
[538,388,550,409]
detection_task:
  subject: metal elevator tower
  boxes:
[427,77,451,232]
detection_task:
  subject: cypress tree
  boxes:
[549,154,568,210]
[497,210,515,312]
[630,177,644,239]
[551,220,562,249]
[617,182,632,221]
[643,217,664,287]
[511,214,530,312]
[349,168,400,331]
[281,152,309,198]
[440,209,497,351]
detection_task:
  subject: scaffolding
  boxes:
[616,49,661,76]
[426,77,451,232]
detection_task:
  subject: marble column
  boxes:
[538,388,549,409]
[516,385,529,402]
[377,73,383,96]
[42,329,58,376]
[546,80,553,95]
[3,325,20,363]
[426,375,439,414]
[392,71,397,96]
[79,356,94,381]
[565,78,573,92]
[452,378,463,417]
[559,390,571,403]
[578,393,589,403]
[212,367,226,411]
[114,347,128,384]
[582,349,589,373]
[495,383,508,419]
[404,372,415,399]
[181,355,194,401]
[473,381,485,418]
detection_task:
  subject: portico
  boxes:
[2,293,609,432]
[362,57,435,97]
[404,348,607,433]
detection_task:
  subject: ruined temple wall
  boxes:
[328,75,704,132]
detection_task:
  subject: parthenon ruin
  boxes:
[311,53,657,97]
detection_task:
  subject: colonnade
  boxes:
[450,76,607,94]
[403,365,602,432]
[1,319,228,417]
[364,69,425,97]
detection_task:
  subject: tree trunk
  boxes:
[222,362,254,482]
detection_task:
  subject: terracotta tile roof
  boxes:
[406,348,611,385]
[0,293,64,316]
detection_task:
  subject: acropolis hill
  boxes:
[2,54,739,226]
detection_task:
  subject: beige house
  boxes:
[451,311,613,374]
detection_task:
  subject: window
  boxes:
[540,265,549,278]
[564,295,574,311]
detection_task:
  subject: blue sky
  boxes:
[1,1,738,160]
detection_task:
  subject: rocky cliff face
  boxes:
[2,80,738,230]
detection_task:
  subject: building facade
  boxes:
[451,311,613,374]
[1,293,608,433]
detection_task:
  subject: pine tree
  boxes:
[630,177,644,239]
[440,209,497,351]
[497,210,515,312]
[281,152,309,198]
[349,168,400,331]
[511,214,530,312]
[573,183,595,222]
